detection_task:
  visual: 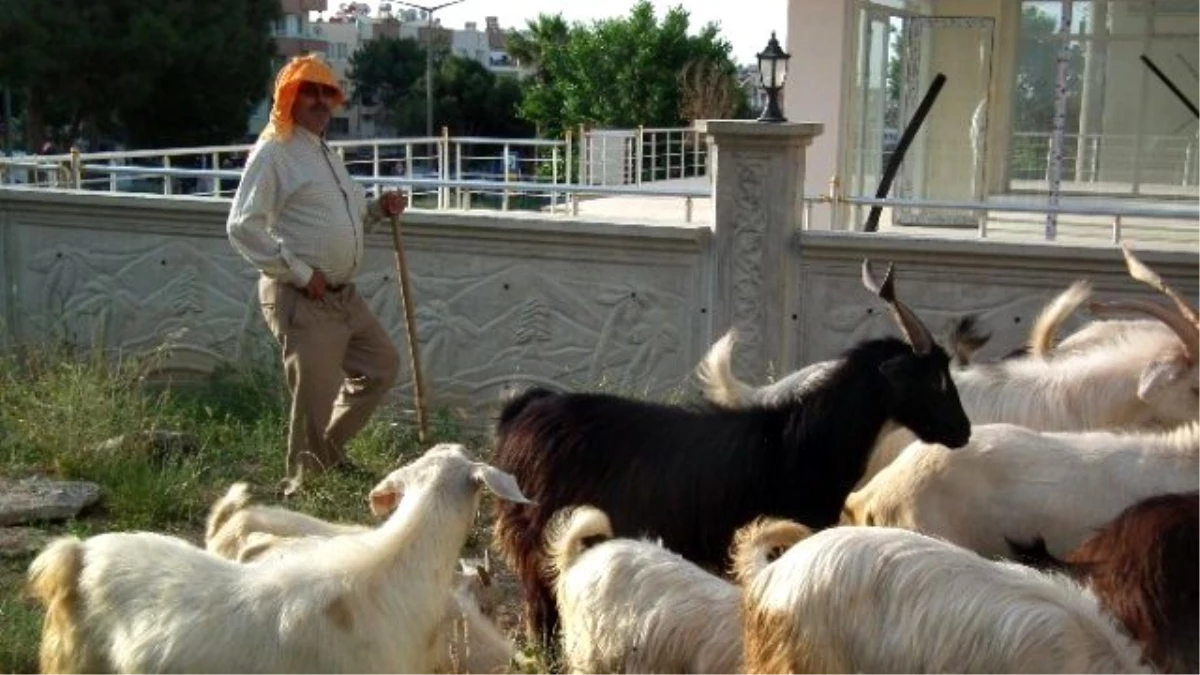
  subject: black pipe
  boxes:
[1140,54,1199,119]
[864,73,947,232]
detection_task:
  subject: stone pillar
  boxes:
[697,119,823,382]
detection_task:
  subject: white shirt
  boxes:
[227,127,381,287]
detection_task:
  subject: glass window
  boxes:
[1009,0,1197,195]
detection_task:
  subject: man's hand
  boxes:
[380,190,407,217]
[304,270,327,300]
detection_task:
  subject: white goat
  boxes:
[204,481,367,559]
[1026,280,1171,359]
[26,443,531,674]
[698,245,1199,487]
[235,531,514,674]
[843,421,1199,558]
[204,482,500,618]
[545,506,807,674]
[740,525,1151,674]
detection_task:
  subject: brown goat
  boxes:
[1009,491,1198,674]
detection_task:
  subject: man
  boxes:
[227,53,405,496]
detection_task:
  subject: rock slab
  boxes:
[0,476,101,526]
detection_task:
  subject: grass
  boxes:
[0,339,489,673]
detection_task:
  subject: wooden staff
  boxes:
[388,211,429,442]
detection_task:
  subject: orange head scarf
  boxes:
[260,53,345,141]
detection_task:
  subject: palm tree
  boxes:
[506,14,569,84]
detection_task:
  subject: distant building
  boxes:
[247,0,331,138]
[248,4,530,139]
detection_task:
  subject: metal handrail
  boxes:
[841,195,1200,220]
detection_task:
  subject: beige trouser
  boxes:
[258,276,400,483]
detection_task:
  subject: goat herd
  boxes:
[25,246,1199,674]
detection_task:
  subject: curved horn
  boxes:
[1089,299,1199,362]
[1121,243,1199,325]
[862,259,933,355]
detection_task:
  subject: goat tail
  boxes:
[27,536,87,674]
[730,517,813,585]
[543,505,612,582]
[695,329,757,407]
[1029,281,1092,358]
[205,481,252,545]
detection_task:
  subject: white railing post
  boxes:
[636,125,644,185]
[211,151,221,196]
[109,158,118,192]
[440,126,450,210]
[455,140,463,209]
[372,143,381,197]
[70,147,81,190]
[565,129,574,214]
[405,142,414,205]
[579,123,588,186]
[502,141,511,211]
[649,130,657,182]
[551,144,560,213]
[665,130,672,179]
[163,155,172,195]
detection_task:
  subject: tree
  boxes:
[0,0,280,150]
[512,1,746,138]
[1011,5,1084,133]
[347,36,427,131]
[679,58,744,121]
[434,58,533,138]
[348,37,532,137]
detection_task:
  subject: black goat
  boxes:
[491,259,972,649]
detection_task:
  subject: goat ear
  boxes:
[1137,354,1190,401]
[471,464,534,504]
[367,476,403,517]
[877,355,912,384]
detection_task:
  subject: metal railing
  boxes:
[814,193,1199,245]
[0,130,712,223]
[1010,131,1200,189]
[0,126,708,211]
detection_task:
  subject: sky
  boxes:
[318,0,787,65]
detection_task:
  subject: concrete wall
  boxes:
[794,231,1198,364]
[0,188,714,425]
[1,154,1195,427]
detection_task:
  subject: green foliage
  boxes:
[511,1,746,138]
[0,338,475,673]
[0,569,41,675]
[435,60,533,138]
[1011,6,1084,132]
[347,36,428,126]
[348,37,533,138]
[0,0,280,150]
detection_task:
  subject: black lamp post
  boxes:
[756,31,790,123]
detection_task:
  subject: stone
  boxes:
[0,476,101,526]
[92,429,200,461]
